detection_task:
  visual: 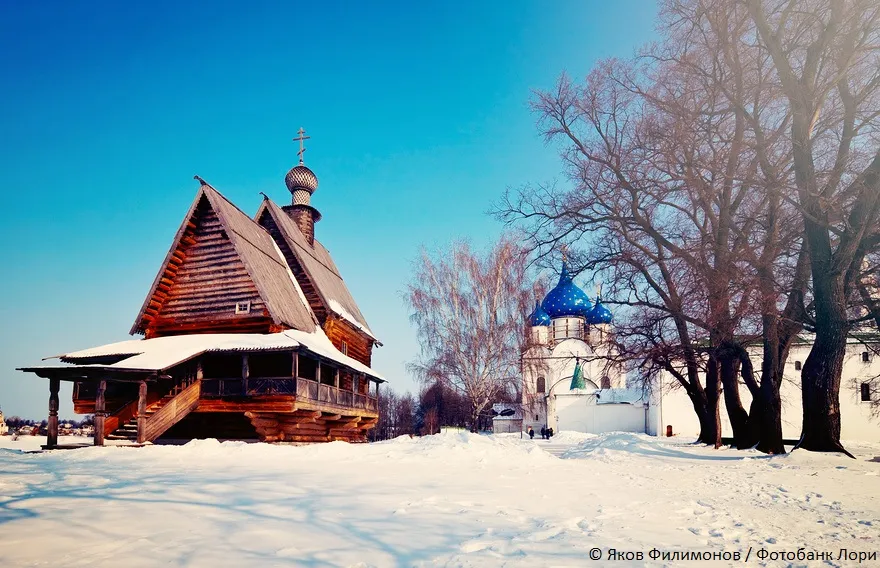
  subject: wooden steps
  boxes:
[105,381,201,442]
[105,396,173,441]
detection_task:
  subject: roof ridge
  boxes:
[265,199,343,277]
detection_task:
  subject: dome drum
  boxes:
[292,189,312,206]
[552,317,585,341]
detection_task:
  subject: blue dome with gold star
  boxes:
[541,263,592,318]
[528,301,552,326]
[587,298,613,324]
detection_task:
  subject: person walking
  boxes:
[528,426,534,439]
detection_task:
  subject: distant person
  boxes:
[528,426,534,439]
[540,426,546,440]
[548,428,554,438]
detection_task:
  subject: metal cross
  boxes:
[293,127,311,164]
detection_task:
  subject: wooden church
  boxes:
[19,131,384,447]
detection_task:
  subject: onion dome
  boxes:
[588,298,613,324]
[528,301,552,326]
[541,262,592,318]
[285,164,318,195]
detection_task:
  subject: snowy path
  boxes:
[0,433,877,567]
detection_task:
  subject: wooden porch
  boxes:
[31,348,381,448]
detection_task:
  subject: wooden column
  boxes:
[292,351,298,379]
[47,377,60,448]
[136,380,148,444]
[317,360,322,385]
[242,354,249,396]
[94,379,107,446]
[334,368,339,389]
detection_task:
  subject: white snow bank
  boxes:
[546,430,598,445]
[0,432,876,567]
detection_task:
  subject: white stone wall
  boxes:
[658,342,880,443]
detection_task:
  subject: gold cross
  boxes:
[293,127,311,164]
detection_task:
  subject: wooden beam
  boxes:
[137,380,148,444]
[94,379,107,447]
[47,378,60,449]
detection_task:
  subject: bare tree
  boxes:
[739,0,880,455]
[405,236,532,431]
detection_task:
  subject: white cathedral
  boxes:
[492,261,879,444]
[493,261,662,437]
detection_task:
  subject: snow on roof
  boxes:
[327,299,377,341]
[49,330,383,380]
[595,388,647,405]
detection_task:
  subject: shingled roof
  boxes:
[131,181,318,335]
[256,198,378,343]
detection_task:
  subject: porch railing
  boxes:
[201,376,377,412]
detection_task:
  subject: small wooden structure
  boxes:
[19,148,383,446]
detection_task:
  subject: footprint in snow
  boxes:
[688,527,701,535]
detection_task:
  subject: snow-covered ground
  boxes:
[0,432,877,567]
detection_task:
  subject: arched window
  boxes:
[536,377,546,393]
[863,352,871,363]
[601,376,611,389]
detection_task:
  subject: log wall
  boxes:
[324,317,373,366]
[144,196,273,337]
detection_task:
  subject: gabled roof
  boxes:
[131,180,318,335]
[256,198,379,343]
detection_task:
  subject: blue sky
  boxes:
[0,1,657,419]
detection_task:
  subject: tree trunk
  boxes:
[796,286,853,456]
[718,349,753,448]
[700,358,722,448]
[756,314,786,454]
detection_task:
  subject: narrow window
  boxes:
[862,383,872,402]
[863,352,871,363]
[536,377,545,393]
[601,376,611,389]
[341,341,348,356]
[794,361,802,371]
[535,414,539,420]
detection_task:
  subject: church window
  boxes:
[536,377,545,393]
[601,376,611,389]
[862,383,872,402]
[234,301,251,314]
[794,361,801,371]
[535,414,539,420]
[341,341,348,356]
[863,352,871,362]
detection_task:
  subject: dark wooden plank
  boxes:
[94,380,106,447]
[47,378,60,448]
